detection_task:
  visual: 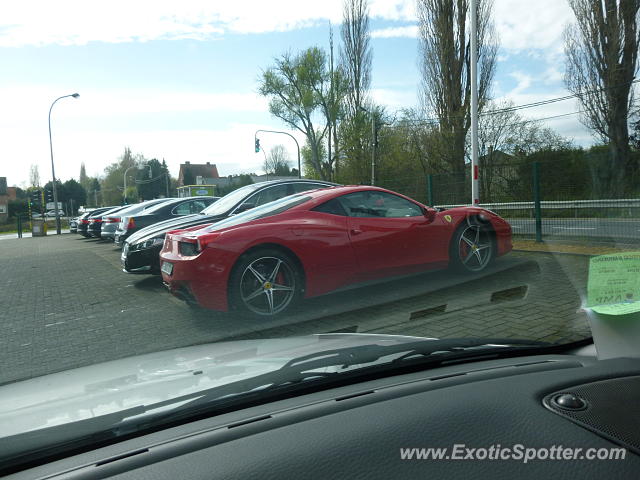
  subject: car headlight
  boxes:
[140,237,165,249]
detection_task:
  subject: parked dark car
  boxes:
[122,179,337,274]
[114,196,217,247]
[77,207,116,237]
[100,198,173,241]
[86,205,131,239]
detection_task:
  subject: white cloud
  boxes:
[493,0,573,52]
[0,0,419,47]
[508,71,533,95]
[371,25,418,39]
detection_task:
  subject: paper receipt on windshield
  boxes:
[587,252,640,315]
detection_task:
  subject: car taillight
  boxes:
[178,241,199,256]
[127,218,135,230]
[105,217,120,224]
[81,219,89,224]
[178,233,220,256]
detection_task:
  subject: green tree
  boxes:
[62,179,87,214]
[259,47,346,180]
[87,178,101,207]
[136,158,166,199]
[100,147,138,205]
[79,162,90,192]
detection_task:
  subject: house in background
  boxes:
[177,162,220,187]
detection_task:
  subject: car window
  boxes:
[244,184,291,208]
[172,201,194,215]
[190,199,209,213]
[203,194,312,232]
[200,184,260,215]
[312,198,347,216]
[337,191,423,218]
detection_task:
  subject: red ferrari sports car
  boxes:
[160,186,512,316]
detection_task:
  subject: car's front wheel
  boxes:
[450,219,495,273]
[229,249,302,316]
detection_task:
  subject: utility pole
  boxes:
[470,0,479,205]
[371,115,376,186]
[328,24,334,181]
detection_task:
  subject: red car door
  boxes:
[337,191,443,279]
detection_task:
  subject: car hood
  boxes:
[0,333,433,439]
[127,213,225,244]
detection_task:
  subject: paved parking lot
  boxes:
[0,234,592,385]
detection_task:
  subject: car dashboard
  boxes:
[6,343,640,479]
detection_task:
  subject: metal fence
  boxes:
[377,157,640,245]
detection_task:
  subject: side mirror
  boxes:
[423,207,436,222]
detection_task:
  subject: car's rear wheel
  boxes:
[229,249,302,316]
[450,218,494,273]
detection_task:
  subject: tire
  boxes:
[228,248,303,316]
[449,217,495,273]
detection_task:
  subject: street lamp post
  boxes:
[254,130,301,179]
[48,93,79,234]
[123,164,152,204]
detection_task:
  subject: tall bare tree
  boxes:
[341,0,372,116]
[339,0,372,181]
[263,145,292,175]
[564,0,640,194]
[417,0,497,188]
[29,164,40,187]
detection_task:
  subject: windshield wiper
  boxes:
[0,337,549,474]
[118,337,548,430]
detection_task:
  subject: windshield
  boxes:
[2,0,639,473]
[200,194,311,232]
[200,184,259,215]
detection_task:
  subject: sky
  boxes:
[0,0,593,188]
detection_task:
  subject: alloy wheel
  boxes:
[239,256,296,315]
[457,224,493,272]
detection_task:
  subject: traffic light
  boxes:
[30,190,41,206]
[255,138,260,153]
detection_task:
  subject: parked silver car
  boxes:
[100,198,173,241]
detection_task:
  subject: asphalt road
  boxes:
[0,234,592,385]
[507,218,640,241]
